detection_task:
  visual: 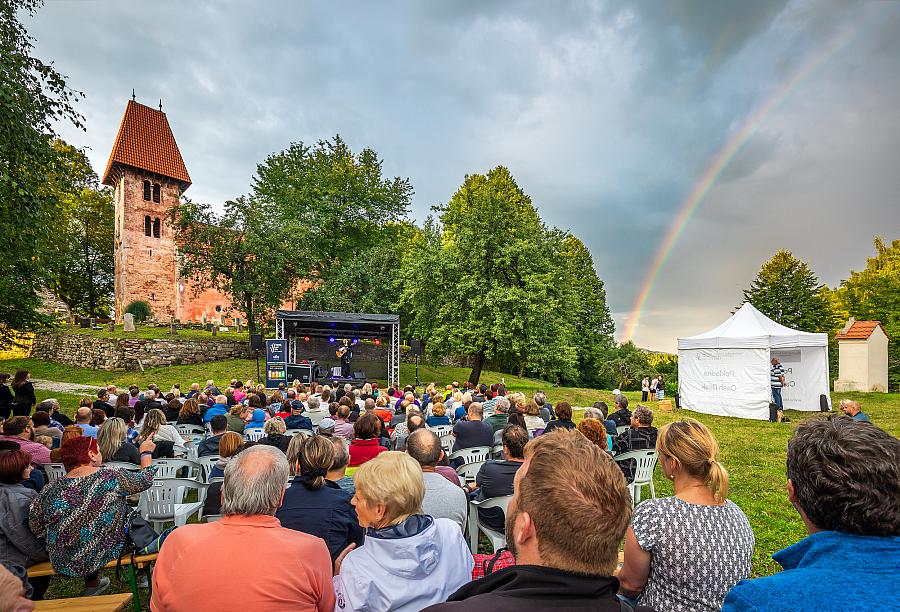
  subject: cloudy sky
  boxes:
[27,0,900,351]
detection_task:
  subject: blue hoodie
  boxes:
[245,408,267,429]
[203,403,228,423]
[723,530,900,611]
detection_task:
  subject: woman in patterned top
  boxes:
[29,435,156,596]
[618,418,754,612]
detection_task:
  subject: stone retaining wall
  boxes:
[30,332,251,371]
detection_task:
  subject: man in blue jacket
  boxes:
[202,395,229,423]
[723,417,900,611]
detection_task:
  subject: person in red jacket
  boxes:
[348,412,388,467]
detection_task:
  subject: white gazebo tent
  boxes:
[677,303,830,420]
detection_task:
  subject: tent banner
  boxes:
[678,348,771,420]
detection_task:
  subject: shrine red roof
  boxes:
[835,321,884,340]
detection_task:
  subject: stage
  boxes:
[272,310,401,388]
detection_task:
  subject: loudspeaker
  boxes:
[409,339,424,356]
[250,334,264,351]
[819,394,830,412]
[353,370,366,380]
[331,366,342,377]
[768,402,779,423]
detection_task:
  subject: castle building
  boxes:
[102,100,233,324]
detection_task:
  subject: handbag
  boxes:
[115,510,164,582]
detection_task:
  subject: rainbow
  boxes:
[620,11,883,344]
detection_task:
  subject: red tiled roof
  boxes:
[835,321,883,340]
[102,100,191,187]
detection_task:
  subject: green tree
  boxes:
[0,0,83,347]
[557,235,616,386]
[596,341,651,391]
[252,135,412,285]
[739,250,840,333]
[44,140,113,319]
[835,236,900,390]
[295,222,420,316]
[400,166,579,385]
[170,196,298,335]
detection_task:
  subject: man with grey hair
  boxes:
[484,397,510,434]
[36,398,72,427]
[407,429,467,530]
[151,446,335,610]
[839,399,871,422]
[305,394,328,427]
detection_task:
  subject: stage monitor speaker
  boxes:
[819,394,830,412]
[331,366,342,377]
[353,370,366,380]
[409,339,424,356]
[250,334,264,351]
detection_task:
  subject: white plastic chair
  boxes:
[44,463,67,484]
[456,461,485,485]
[196,455,219,482]
[468,495,513,553]
[175,424,206,438]
[244,427,265,442]
[430,425,453,451]
[449,446,491,466]
[614,449,658,506]
[151,458,202,480]
[205,514,223,523]
[616,425,631,436]
[490,443,504,460]
[140,477,209,531]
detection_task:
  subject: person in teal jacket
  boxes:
[723,417,900,611]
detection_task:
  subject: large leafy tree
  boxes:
[44,140,113,319]
[835,236,900,389]
[739,250,840,333]
[295,221,420,316]
[400,166,581,385]
[557,235,616,386]
[0,0,83,347]
[170,196,299,335]
[252,135,412,284]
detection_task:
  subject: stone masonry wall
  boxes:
[31,332,251,371]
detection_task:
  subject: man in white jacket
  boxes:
[333,451,473,611]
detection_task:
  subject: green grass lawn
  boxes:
[5,355,897,585]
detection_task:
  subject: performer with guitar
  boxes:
[336,339,353,378]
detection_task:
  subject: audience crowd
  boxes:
[0,369,897,611]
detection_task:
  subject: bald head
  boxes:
[75,407,92,423]
[364,398,376,411]
[222,446,289,516]
[406,428,442,468]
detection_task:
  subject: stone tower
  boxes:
[102,100,192,322]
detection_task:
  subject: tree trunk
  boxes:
[245,294,256,335]
[468,351,486,386]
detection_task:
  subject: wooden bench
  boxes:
[28,554,157,612]
[36,592,133,611]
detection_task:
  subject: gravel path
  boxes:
[32,379,101,395]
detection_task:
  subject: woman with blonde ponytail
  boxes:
[618,418,755,612]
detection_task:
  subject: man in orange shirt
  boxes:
[151,446,335,611]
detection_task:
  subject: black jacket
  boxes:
[612,426,658,482]
[0,384,13,419]
[610,408,632,427]
[423,565,655,611]
[94,399,114,418]
[11,382,36,415]
[257,433,291,454]
[543,418,577,434]
[197,434,223,457]
[275,478,364,561]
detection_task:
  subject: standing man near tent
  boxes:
[771,357,786,422]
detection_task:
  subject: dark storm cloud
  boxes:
[26,0,900,351]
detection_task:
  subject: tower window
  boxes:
[144,215,152,237]
[153,217,161,239]
[143,180,151,200]
[152,183,161,203]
